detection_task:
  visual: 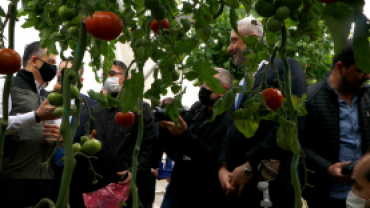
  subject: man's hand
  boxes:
[152,168,158,178]
[219,164,236,196]
[117,171,132,184]
[230,162,252,197]
[44,124,62,142]
[327,161,352,184]
[36,101,60,121]
[158,116,188,136]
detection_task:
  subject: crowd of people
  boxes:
[0,16,370,208]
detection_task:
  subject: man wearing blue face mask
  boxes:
[0,41,62,208]
[346,153,370,208]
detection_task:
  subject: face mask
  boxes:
[346,191,370,208]
[199,87,216,106]
[35,58,57,82]
[103,77,121,93]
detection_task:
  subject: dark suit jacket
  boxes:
[72,93,98,142]
[222,58,307,208]
[70,102,158,208]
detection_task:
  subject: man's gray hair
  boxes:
[237,16,264,38]
[214,68,234,90]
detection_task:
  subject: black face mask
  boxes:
[199,87,216,106]
[35,58,57,82]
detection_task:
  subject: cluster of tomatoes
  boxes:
[73,130,102,155]
[48,83,79,116]
[255,0,340,33]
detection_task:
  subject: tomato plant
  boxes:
[0,48,21,74]
[255,0,276,17]
[316,0,341,3]
[150,19,170,33]
[72,143,82,153]
[80,136,90,145]
[58,5,75,21]
[261,88,284,111]
[115,112,135,127]
[86,11,123,41]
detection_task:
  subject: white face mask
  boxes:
[103,77,121,93]
[346,191,370,208]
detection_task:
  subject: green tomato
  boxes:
[278,0,303,11]
[70,85,79,99]
[267,18,283,33]
[58,5,75,21]
[48,92,63,106]
[171,70,180,81]
[54,107,64,117]
[68,26,79,37]
[72,143,82,153]
[143,0,160,10]
[83,139,102,155]
[80,136,90,145]
[275,6,290,21]
[255,0,276,18]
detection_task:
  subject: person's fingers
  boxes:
[41,100,49,106]
[226,185,236,196]
[161,121,175,126]
[178,116,185,125]
[44,124,59,128]
[122,174,132,184]
[238,184,245,197]
[116,171,127,176]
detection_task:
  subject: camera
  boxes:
[153,107,188,121]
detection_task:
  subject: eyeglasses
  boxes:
[100,70,125,79]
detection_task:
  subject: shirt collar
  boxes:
[327,76,359,104]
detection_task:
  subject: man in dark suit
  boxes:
[218,17,307,208]
[300,39,370,208]
[69,60,158,208]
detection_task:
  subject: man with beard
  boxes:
[158,68,233,208]
[70,60,158,208]
[218,17,306,207]
[300,39,370,208]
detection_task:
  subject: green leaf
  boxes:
[277,118,299,154]
[192,61,226,93]
[230,1,239,36]
[148,96,160,109]
[180,18,191,32]
[353,12,370,73]
[165,102,180,124]
[88,90,109,108]
[195,21,211,43]
[184,71,199,81]
[182,1,193,14]
[240,0,252,13]
[22,19,36,28]
[120,70,145,113]
[0,6,5,17]
[277,125,290,151]
[234,118,259,138]
[323,3,354,56]
[209,86,240,122]
[176,37,199,53]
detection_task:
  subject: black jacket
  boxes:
[222,58,307,208]
[160,101,228,208]
[70,101,157,208]
[300,73,370,205]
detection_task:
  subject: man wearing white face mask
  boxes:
[102,60,129,96]
[346,154,370,208]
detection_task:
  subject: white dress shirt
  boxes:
[0,76,61,134]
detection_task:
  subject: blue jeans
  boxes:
[161,183,175,208]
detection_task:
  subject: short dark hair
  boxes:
[23,41,45,68]
[332,39,356,70]
[113,60,127,72]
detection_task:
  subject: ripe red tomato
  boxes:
[316,0,340,3]
[261,88,283,111]
[86,11,124,41]
[150,19,170,33]
[0,48,21,74]
[115,112,135,127]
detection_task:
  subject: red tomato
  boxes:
[115,112,135,127]
[261,88,283,111]
[86,11,124,41]
[316,0,340,3]
[150,19,170,33]
[0,48,21,74]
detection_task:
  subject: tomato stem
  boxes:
[0,0,17,172]
[129,65,145,208]
[56,19,88,208]
[279,22,302,208]
[34,198,56,208]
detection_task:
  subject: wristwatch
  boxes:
[243,163,253,178]
[34,111,41,123]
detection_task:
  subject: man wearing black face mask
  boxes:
[158,68,233,208]
[0,41,62,208]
